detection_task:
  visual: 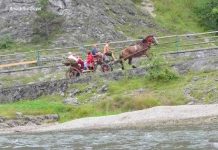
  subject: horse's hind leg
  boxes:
[120,59,125,70]
[128,58,136,68]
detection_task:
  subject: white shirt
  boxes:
[68,55,78,61]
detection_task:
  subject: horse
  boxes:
[119,35,158,70]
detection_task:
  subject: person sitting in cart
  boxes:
[103,41,116,61]
[91,44,99,56]
[77,55,84,70]
[86,51,94,70]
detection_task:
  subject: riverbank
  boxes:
[1,104,218,135]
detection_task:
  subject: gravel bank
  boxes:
[1,104,218,134]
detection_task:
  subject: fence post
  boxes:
[35,49,40,66]
[175,35,180,51]
[79,45,86,60]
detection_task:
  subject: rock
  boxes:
[63,97,80,105]
[0,0,155,47]
[192,77,200,82]
[6,120,21,127]
[0,114,59,129]
[187,101,196,105]
[60,91,65,97]
[89,94,105,103]
[98,85,108,93]
[26,121,37,126]
[44,114,59,121]
[16,112,23,119]
[0,123,10,129]
[134,88,146,94]
[0,116,6,123]
[0,79,68,103]
[90,83,98,89]
[69,89,81,97]
[184,88,191,96]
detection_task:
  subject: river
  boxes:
[0,124,218,150]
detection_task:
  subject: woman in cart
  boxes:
[86,51,94,70]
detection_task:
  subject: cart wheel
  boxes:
[101,63,111,72]
[66,67,81,79]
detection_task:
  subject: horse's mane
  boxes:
[129,35,153,46]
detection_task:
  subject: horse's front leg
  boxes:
[128,57,136,68]
[145,50,152,60]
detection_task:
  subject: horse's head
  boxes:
[143,35,159,46]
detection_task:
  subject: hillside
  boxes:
[0,0,214,50]
[0,0,159,48]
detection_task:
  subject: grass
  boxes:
[107,76,187,106]
[0,70,217,122]
[186,71,218,103]
[0,95,70,118]
[152,0,205,33]
[0,71,65,88]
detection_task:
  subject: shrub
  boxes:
[98,93,160,112]
[132,0,143,4]
[32,0,64,43]
[195,0,218,30]
[0,36,13,49]
[146,55,179,81]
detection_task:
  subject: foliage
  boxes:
[98,94,160,112]
[0,36,13,49]
[2,70,217,122]
[152,0,204,32]
[146,55,179,81]
[132,0,143,4]
[32,0,64,43]
[195,0,218,30]
[0,95,71,118]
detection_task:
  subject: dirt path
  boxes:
[1,104,218,135]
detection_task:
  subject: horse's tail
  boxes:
[119,50,124,60]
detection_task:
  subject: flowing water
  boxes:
[1,124,218,150]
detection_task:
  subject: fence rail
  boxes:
[0,31,217,71]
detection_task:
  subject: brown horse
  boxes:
[119,35,158,70]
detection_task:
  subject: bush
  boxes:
[195,0,218,30]
[0,36,13,49]
[146,55,178,81]
[98,93,160,112]
[132,0,142,4]
[32,0,64,43]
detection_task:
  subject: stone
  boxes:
[98,85,108,93]
[60,91,65,97]
[44,114,59,121]
[192,77,200,82]
[16,112,23,119]
[0,0,155,47]
[0,116,6,123]
[69,89,81,97]
[0,123,10,129]
[187,101,196,105]
[63,97,80,105]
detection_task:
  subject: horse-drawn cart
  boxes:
[64,35,158,78]
[64,54,113,79]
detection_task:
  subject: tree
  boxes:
[196,0,218,30]
[32,0,64,43]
